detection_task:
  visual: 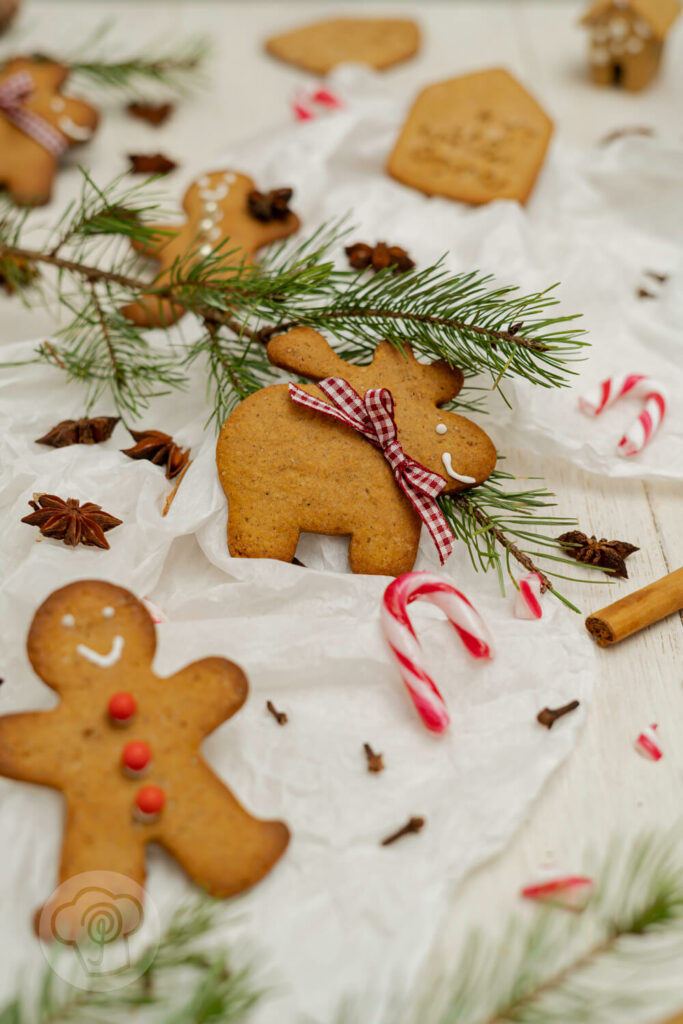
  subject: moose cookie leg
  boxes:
[227,500,301,563]
[348,514,422,576]
[157,763,290,898]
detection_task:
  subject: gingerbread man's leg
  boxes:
[36,798,147,943]
[121,227,184,328]
[156,763,289,898]
[227,497,301,564]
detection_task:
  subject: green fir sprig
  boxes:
[9,23,209,97]
[2,833,682,1024]
[0,172,592,599]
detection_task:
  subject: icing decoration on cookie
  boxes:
[121,170,300,328]
[435,423,447,435]
[0,580,289,941]
[441,451,476,484]
[381,571,493,732]
[108,691,137,723]
[217,328,496,576]
[61,614,75,628]
[0,58,99,206]
[58,115,94,141]
[134,784,165,822]
[77,634,125,668]
[122,740,152,777]
[102,606,115,618]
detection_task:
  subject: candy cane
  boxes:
[381,572,493,733]
[579,374,666,457]
[514,572,544,620]
[634,723,662,761]
[291,86,343,122]
[522,876,594,912]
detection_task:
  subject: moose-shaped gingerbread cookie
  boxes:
[216,327,497,576]
[0,57,99,206]
[0,580,289,940]
[121,170,300,328]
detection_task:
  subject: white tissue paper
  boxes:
[9,60,670,1023]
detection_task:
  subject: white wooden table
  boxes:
[1,0,682,1014]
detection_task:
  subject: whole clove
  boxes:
[537,700,580,729]
[266,700,288,726]
[381,815,425,846]
[363,743,384,773]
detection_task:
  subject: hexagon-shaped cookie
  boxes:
[387,69,553,205]
[265,17,420,74]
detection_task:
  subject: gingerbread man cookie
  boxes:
[0,580,289,940]
[216,327,497,576]
[0,57,99,206]
[121,170,300,328]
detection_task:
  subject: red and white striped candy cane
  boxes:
[579,374,666,457]
[514,572,544,620]
[381,572,493,733]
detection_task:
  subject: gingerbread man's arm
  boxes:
[0,711,66,788]
[163,657,248,737]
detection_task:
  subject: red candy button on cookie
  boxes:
[121,741,151,777]
[134,785,165,822]
[108,691,137,724]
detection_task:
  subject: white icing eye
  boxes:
[61,614,75,628]
[223,172,236,184]
[435,424,447,435]
[102,606,115,619]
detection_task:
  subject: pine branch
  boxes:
[1,898,262,1023]
[404,830,683,1024]
[19,28,209,97]
[0,172,592,597]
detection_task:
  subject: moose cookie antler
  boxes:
[216,327,497,576]
[121,169,300,328]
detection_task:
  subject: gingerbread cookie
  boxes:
[265,17,420,74]
[0,57,99,206]
[387,69,553,206]
[121,170,300,328]
[0,580,289,940]
[216,327,496,576]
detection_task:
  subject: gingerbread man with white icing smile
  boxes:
[0,580,289,940]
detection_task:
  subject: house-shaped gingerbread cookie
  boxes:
[581,0,680,90]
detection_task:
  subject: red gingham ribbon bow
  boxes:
[289,377,456,565]
[0,71,67,158]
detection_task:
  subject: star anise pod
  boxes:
[246,187,294,222]
[126,101,175,126]
[128,153,177,175]
[36,416,119,448]
[21,495,122,549]
[121,429,190,480]
[345,241,415,274]
[558,530,639,579]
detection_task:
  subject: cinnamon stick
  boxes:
[585,567,683,647]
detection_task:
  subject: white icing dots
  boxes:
[626,37,644,54]
[634,19,651,38]
[198,175,211,188]
[199,183,228,202]
[61,614,75,628]
[199,243,212,256]
[591,46,610,65]
[223,172,237,184]
[435,424,447,435]
[102,606,115,619]
[199,217,215,232]
[609,16,628,39]
[203,200,218,214]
